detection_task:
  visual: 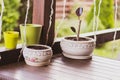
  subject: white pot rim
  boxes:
[63,36,95,43]
[25,44,52,51]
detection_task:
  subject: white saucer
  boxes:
[62,52,92,59]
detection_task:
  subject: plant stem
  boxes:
[77,17,81,41]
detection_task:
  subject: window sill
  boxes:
[0,43,61,66]
[0,44,23,66]
[0,44,22,52]
[1,28,120,66]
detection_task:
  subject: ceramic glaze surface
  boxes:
[4,31,19,49]
[23,45,53,66]
[60,37,95,59]
[20,24,42,45]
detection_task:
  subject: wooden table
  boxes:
[0,54,120,80]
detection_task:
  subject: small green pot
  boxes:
[4,31,19,49]
[20,24,42,45]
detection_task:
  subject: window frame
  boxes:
[32,0,56,46]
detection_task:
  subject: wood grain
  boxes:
[1,55,120,80]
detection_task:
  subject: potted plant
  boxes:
[4,31,19,50]
[23,44,53,66]
[60,7,95,59]
[20,0,53,66]
[20,24,53,66]
[20,24,42,45]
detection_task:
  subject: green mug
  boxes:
[20,24,42,45]
[4,31,19,49]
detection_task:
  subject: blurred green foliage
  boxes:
[55,19,76,37]
[19,0,33,24]
[118,1,120,19]
[67,2,80,19]
[0,0,33,41]
[0,0,20,32]
[57,0,114,36]
[55,2,79,37]
[86,0,114,32]
[94,40,120,59]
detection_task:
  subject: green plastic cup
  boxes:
[4,31,19,49]
[20,24,42,45]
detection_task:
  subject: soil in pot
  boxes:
[65,37,91,41]
[27,45,48,50]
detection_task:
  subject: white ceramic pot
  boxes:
[60,37,95,59]
[23,44,53,66]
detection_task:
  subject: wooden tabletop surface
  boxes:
[0,54,120,80]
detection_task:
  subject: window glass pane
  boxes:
[94,40,120,60]
[0,0,21,47]
[55,0,120,60]
[0,0,33,48]
[55,0,118,38]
